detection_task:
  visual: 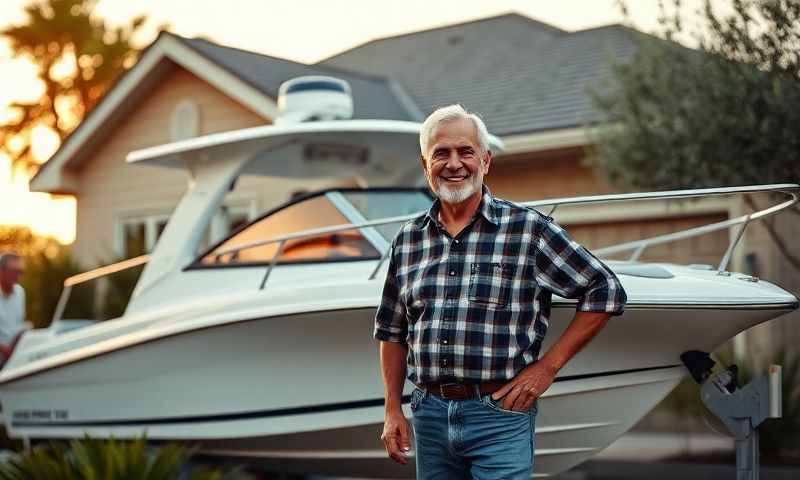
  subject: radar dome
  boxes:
[276,76,354,125]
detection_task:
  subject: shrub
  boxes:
[0,436,246,480]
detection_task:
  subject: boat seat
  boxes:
[612,264,675,279]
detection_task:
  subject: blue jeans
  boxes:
[410,386,537,479]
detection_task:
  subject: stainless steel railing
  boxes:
[53,183,798,323]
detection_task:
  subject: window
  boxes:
[199,194,379,266]
[122,222,147,258]
[118,201,255,259]
[341,190,432,241]
[117,213,172,258]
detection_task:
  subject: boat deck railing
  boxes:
[52,183,798,324]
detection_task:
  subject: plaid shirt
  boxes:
[374,187,627,384]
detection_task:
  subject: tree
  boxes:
[0,0,148,174]
[592,0,800,269]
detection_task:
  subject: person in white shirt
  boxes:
[0,252,27,361]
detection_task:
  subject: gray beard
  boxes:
[435,171,483,204]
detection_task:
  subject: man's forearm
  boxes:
[380,341,408,412]
[539,311,611,373]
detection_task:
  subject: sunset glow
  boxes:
[0,0,715,245]
[0,155,76,243]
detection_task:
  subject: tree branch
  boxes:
[743,195,800,271]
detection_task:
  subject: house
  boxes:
[29,13,797,351]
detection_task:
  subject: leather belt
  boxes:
[419,380,506,400]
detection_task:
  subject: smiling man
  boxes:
[374,105,627,479]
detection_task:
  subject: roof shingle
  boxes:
[320,14,641,135]
[182,35,416,121]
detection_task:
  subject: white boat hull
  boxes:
[1,301,794,477]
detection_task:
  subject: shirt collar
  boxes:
[422,185,500,229]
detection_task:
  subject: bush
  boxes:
[21,248,95,328]
[1,225,146,327]
[101,261,144,320]
[0,436,246,480]
[1,226,93,328]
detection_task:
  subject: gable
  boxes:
[71,66,271,264]
[30,31,418,195]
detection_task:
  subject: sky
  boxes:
[0,0,715,244]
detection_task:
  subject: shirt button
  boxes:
[449,270,455,276]
[442,339,449,345]
[454,239,460,244]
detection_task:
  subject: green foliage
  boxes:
[1,224,146,326]
[23,246,94,327]
[0,436,246,480]
[592,0,800,190]
[0,0,151,173]
[0,225,93,328]
[0,226,56,259]
[100,261,144,320]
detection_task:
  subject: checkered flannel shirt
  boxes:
[374,187,627,384]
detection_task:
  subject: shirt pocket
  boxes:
[468,262,516,308]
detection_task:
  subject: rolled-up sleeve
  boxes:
[534,216,627,316]
[374,241,408,343]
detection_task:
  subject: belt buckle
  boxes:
[439,383,467,399]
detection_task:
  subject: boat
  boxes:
[0,77,797,478]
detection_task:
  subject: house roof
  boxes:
[31,13,646,194]
[30,32,419,193]
[182,37,418,121]
[320,13,641,135]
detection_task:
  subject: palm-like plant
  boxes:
[1,0,150,173]
[0,436,245,480]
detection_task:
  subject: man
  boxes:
[0,252,27,361]
[374,105,627,479]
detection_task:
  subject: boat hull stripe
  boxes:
[10,365,680,428]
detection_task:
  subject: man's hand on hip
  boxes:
[492,361,557,412]
[381,408,411,465]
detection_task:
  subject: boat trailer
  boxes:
[682,351,783,480]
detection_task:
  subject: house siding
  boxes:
[72,67,334,267]
[488,147,615,200]
[489,149,731,265]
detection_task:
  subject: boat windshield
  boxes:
[196,189,432,267]
[340,190,433,241]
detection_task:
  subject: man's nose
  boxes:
[444,151,463,169]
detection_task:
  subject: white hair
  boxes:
[419,104,491,156]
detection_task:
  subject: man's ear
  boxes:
[482,150,492,174]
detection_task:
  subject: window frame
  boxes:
[115,209,173,258]
[186,187,432,270]
[206,197,259,248]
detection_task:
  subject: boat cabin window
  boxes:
[199,194,379,266]
[341,190,433,241]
